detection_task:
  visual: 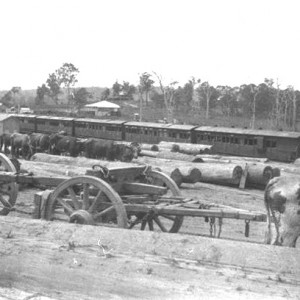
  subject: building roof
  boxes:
[85,101,120,109]
[0,113,15,122]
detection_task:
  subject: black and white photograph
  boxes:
[0,0,299,299]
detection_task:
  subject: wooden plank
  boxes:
[123,182,167,195]
[0,172,67,187]
[0,216,299,300]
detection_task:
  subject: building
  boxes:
[0,114,19,134]
[83,101,121,117]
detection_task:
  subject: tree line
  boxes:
[1,63,299,130]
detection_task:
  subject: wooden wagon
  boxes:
[0,154,266,236]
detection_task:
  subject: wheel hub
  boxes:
[69,210,95,225]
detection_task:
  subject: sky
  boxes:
[0,0,299,90]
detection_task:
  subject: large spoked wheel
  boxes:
[128,170,184,233]
[0,153,18,215]
[45,176,128,228]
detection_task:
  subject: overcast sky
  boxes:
[0,0,299,90]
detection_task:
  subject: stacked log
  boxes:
[245,164,278,187]
[158,141,213,154]
[195,154,269,164]
[139,150,204,162]
[28,153,279,189]
[196,163,243,186]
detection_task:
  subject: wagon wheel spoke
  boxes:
[46,176,127,228]
[147,218,154,231]
[88,190,103,213]
[0,153,18,216]
[67,187,81,210]
[153,216,167,232]
[93,205,115,220]
[0,195,12,209]
[82,183,90,210]
[56,197,75,215]
[141,219,147,230]
[134,170,183,233]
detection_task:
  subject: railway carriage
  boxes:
[166,124,196,143]
[74,119,125,140]
[193,126,300,162]
[124,122,170,144]
[36,116,74,135]
[17,114,36,133]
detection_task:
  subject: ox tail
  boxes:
[264,177,283,245]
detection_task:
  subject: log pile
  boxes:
[27,153,280,189]
[157,141,213,155]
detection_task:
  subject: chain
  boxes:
[209,217,216,237]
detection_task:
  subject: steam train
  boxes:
[15,114,300,162]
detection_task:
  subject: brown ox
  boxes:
[49,133,85,157]
[84,139,139,162]
[10,132,32,159]
[29,133,50,154]
[0,133,12,154]
[264,176,300,247]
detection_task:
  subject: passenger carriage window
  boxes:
[265,140,277,148]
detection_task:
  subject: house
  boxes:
[0,114,19,134]
[83,101,121,117]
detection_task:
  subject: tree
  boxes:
[216,85,239,116]
[73,88,92,111]
[101,88,110,100]
[138,72,154,121]
[0,87,22,108]
[46,73,61,104]
[153,72,178,123]
[122,81,136,99]
[36,84,50,104]
[196,82,218,119]
[176,78,201,112]
[139,72,154,106]
[56,63,79,102]
[112,81,122,97]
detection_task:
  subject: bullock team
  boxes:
[0,132,140,162]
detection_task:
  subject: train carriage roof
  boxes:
[36,115,75,121]
[167,124,197,131]
[194,126,300,138]
[75,118,126,125]
[124,121,170,128]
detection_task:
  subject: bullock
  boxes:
[10,132,32,159]
[49,133,84,157]
[264,176,300,247]
[29,133,50,154]
[84,139,139,162]
[0,133,12,154]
